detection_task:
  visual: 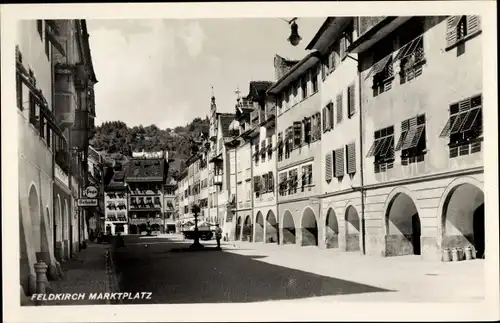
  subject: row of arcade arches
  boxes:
[233,181,485,259]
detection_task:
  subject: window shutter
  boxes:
[446,16,458,47]
[268,171,274,192]
[322,107,327,132]
[334,148,345,178]
[467,15,481,35]
[336,93,343,124]
[347,143,356,174]
[325,152,333,182]
[317,113,322,139]
[347,84,356,117]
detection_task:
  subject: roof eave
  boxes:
[267,50,321,95]
[305,17,335,50]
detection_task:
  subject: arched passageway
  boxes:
[301,208,318,246]
[442,183,485,259]
[54,196,62,261]
[242,215,253,242]
[345,206,361,252]
[235,216,242,241]
[129,224,138,234]
[28,185,41,258]
[325,208,339,248]
[265,211,278,243]
[386,193,421,256]
[254,212,264,242]
[281,211,296,244]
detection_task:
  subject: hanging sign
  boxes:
[77,198,98,207]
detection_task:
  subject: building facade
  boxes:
[17,19,97,298]
[349,16,484,260]
[163,178,178,233]
[104,163,129,235]
[126,151,169,234]
[306,17,364,252]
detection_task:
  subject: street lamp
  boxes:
[189,203,204,249]
[282,17,302,46]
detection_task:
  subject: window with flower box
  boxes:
[367,126,395,173]
[440,94,482,158]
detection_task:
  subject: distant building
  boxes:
[162,177,177,233]
[104,162,129,235]
[126,151,170,234]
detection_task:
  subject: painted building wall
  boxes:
[356,16,484,260]
[104,191,129,235]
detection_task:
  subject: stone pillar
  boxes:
[34,261,48,303]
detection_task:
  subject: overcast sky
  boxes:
[87,18,324,130]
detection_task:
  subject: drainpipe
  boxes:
[355,21,367,256]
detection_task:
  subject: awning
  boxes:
[365,55,392,80]
[394,35,423,61]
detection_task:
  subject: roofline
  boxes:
[305,17,335,50]
[267,50,321,95]
[80,20,98,84]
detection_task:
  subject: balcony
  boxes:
[250,108,265,128]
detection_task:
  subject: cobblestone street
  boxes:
[112,234,484,304]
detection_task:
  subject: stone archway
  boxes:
[235,216,242,241]
[265,210,278,243]
[28,185,41,256]
[386,193,421,256]
[345,206,361,252]
[442,183,485,259]
[301,207,318,246]
[281,211,296,244]
[254,212,264,242]
[242,215,253,242]
[325,208,339,248]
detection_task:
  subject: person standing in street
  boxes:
[215,224,223,249]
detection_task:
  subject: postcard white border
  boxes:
[2,1,498,322]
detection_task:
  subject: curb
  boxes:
[104,246,122,305]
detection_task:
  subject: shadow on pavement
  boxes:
[112,235,393,304]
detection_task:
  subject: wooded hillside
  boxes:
[90,117,209,178]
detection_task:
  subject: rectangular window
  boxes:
[268,171,274,193]
[311,66,319,93]
[267,137,273,160]
[397,35,425,84]
[341,23,354,60]
[260,140,266,162]
[396,114,427,165]
[301,75,308,99]
[293,121,302,149]
[279,172,288,196]
[336,92,343,124]
[301,164,313,189]
[254,142,260,165]
[277,132,283,161]
[368,54,394,97]
[16,73,23,111]
[304,117,312,143]
[440,95,482,158]
[366,126,395,173]
[347,83,356,118]
[447,15,481,47]
[285,127,292,159]
[346,142,356,174]
[288,169,298,195]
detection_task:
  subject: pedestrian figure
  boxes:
[215,224,223,249]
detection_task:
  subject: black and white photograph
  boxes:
[1,2,498,322]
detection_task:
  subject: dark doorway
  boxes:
[473,204,485,259]
[411,213,421,255]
